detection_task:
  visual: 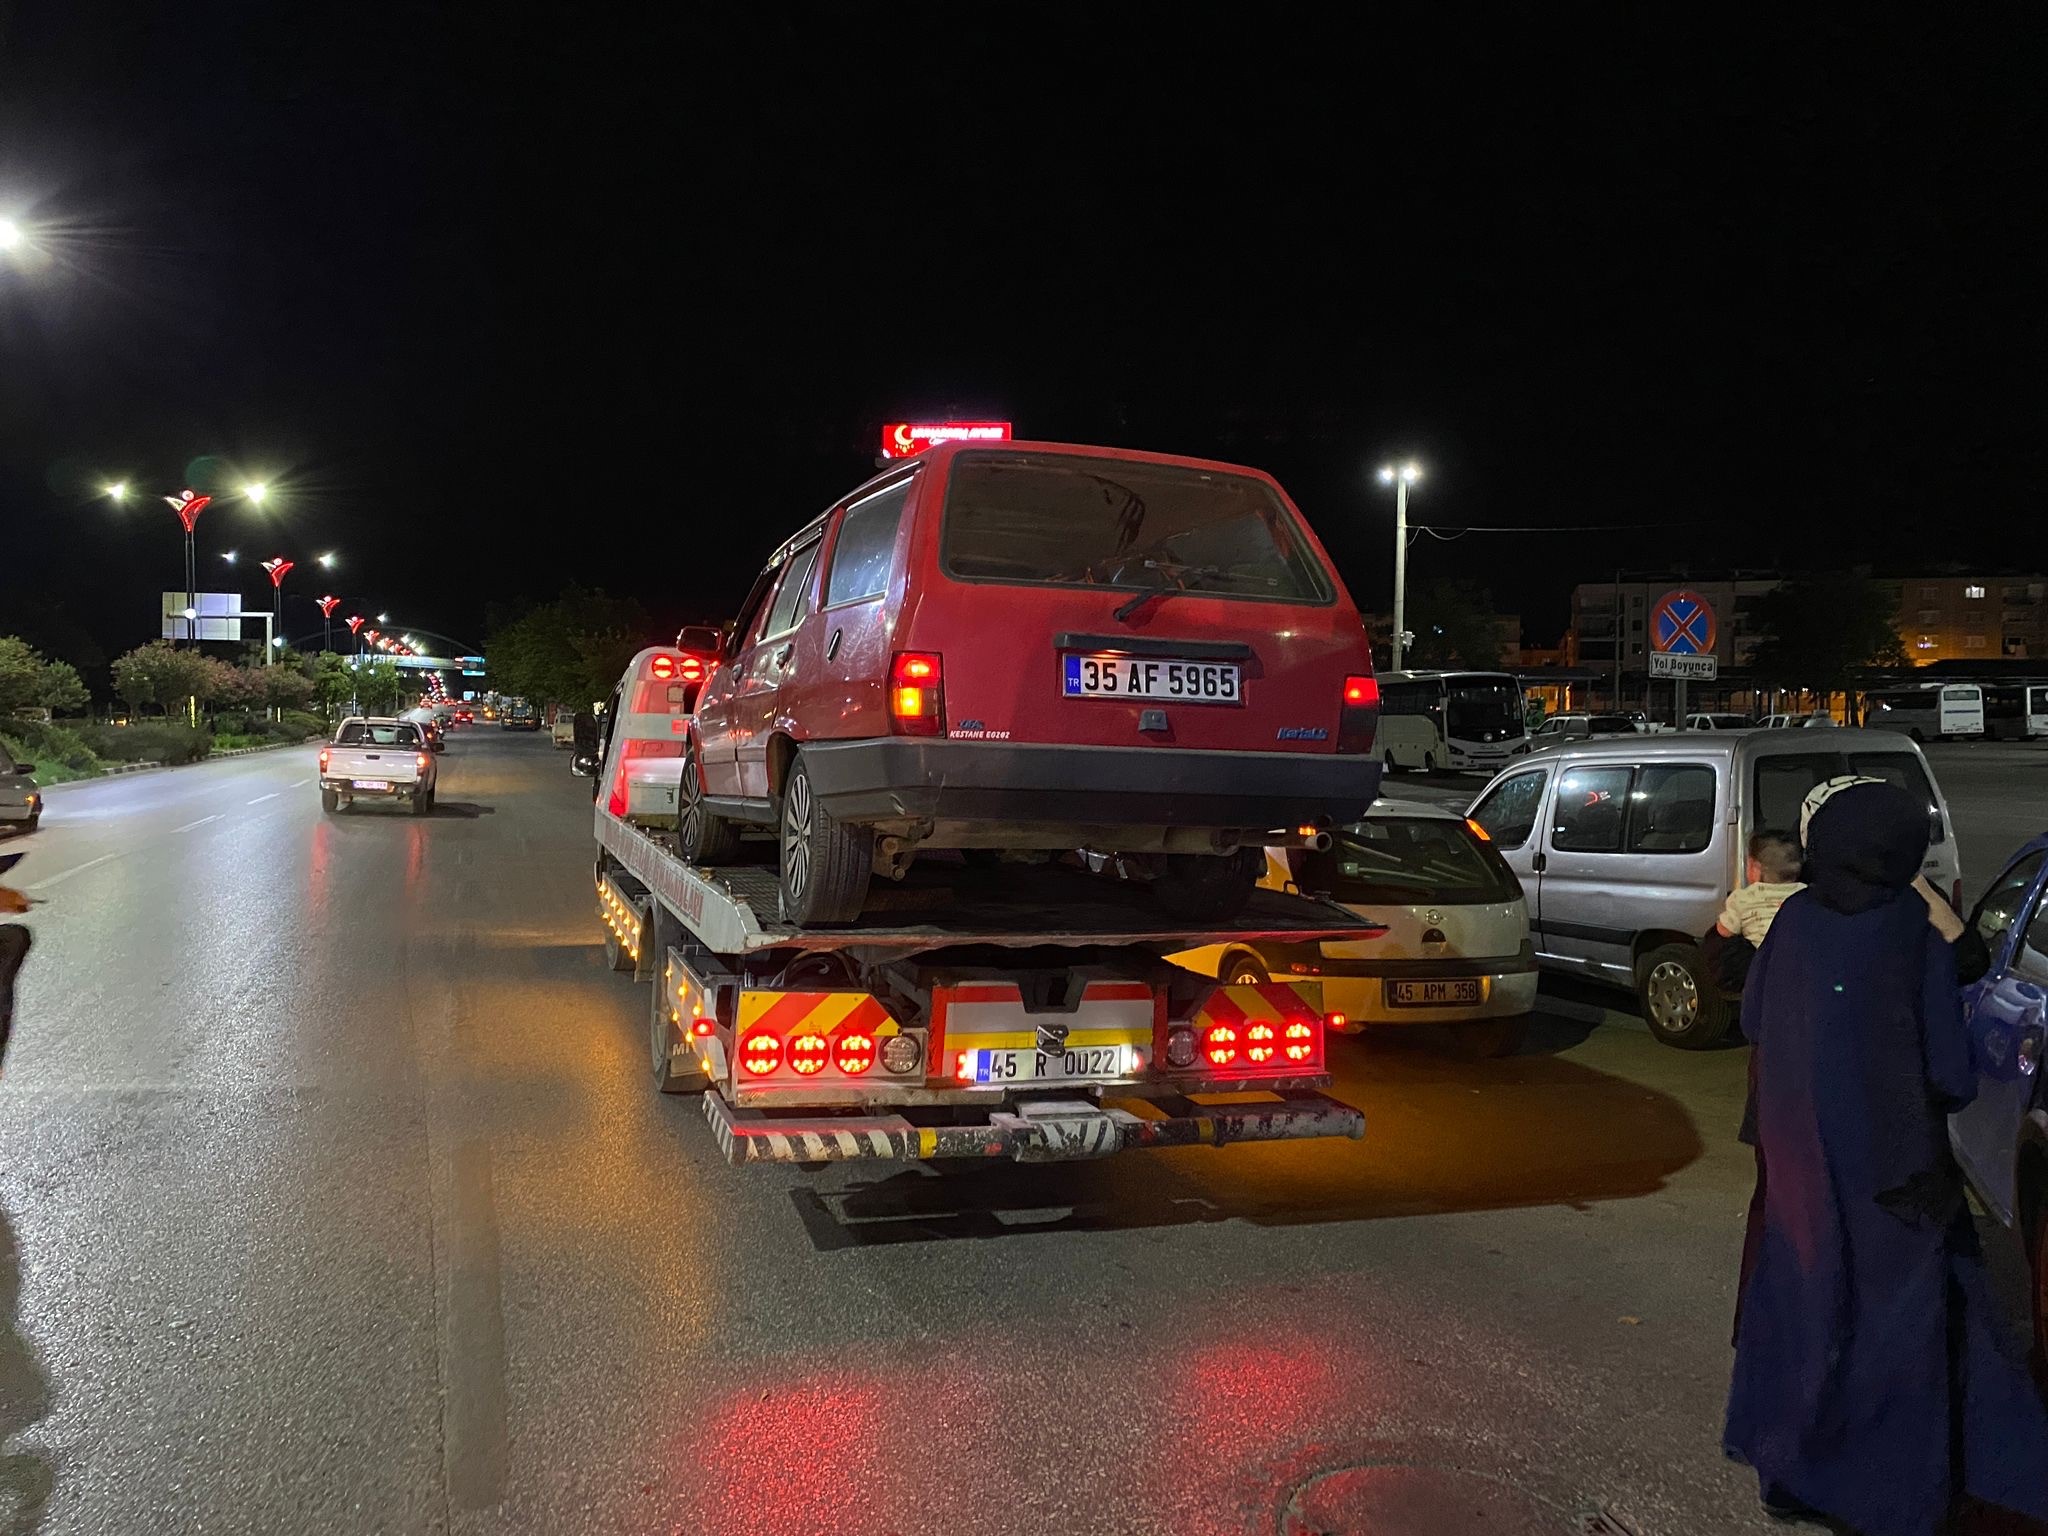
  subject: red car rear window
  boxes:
[939,452,1332,604]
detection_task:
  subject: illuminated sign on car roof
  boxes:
[880,421,1012,460]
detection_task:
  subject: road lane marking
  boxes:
[25,852,119,892]
[438,1139,509,1509]
[172,815,221,833]
[246,793,279,805]
[290,778,310,787]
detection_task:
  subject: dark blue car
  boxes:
[1950,836,2048,1369]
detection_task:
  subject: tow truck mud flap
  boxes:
[701,1090,1364,1167]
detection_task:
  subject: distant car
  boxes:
[1174,799,1536,1057]
[500,702,542,731]
[0,740,40,833]
[551,712,578,749]
[1949,836,2048,1372]
[1526,713,1639,752]
[1686,713,1752,731]
[683,439,1382,924]
[319,717,438,814]
[453,707,474,726]
[1760,712,1839,729]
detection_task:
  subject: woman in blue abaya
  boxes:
[1726,780,2048,1534]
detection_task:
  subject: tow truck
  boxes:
[593,805,1378,1166]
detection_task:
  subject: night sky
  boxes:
[2,8,2042,670]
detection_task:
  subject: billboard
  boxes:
[160,592,246,641]
[880,421,1012,460]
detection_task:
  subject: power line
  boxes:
[1410,520,1712,533]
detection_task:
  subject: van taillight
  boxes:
[889,652,944,736]
[1339,673,1380,754]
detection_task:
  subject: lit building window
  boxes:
[1965,585,1987,599]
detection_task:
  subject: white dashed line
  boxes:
[25,852,118,892]
[247,792,278,805]
[173,815,221,833]
[290,778,310,787]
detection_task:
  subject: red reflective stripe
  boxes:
[1201,989,1250,1028]
[744,991,827,1041]
[1081,982,1154,1001]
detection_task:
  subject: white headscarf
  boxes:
[1798,774,1886,847]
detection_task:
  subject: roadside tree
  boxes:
[110,641,213,716]
[1750,575,1907,697]
[35,659,90,715]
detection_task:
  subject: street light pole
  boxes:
[260,558,295,665]
[1377,463,1422,671]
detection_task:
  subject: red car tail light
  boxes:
[789,1033,829,1075]
[835,1033,875,1075]
[1338,673,1380,755]
[889,652,945,736]
[1288,1020,1321,1062]
[690,1017,716,1038]
[741,1033,781,1075]
[319,748,330,771]
[648,654,679,680]
[1203,1023,1238,1066]
[678,655,705,683]
[416,752,431,773]
[1246,1022,1277,1064]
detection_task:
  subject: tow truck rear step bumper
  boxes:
[702,1090,1364,1166]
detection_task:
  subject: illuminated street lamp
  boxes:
[1376,462,1423,671]
[164,489,214,646]
[220,550,238,565]
[316,551,337,569]
[243,482,269,506]
[260,557,295,665]
[316,594,341,653]
[0,218,23,253]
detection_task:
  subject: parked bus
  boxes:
[1862,682,1985,742]
[1982,681,2048,740]
[1376,670,1529,773]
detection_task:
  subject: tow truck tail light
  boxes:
[1289,1021,1320,1062]
[889,652,945,736]
[741,1033,781,1075]
[835,1033,874,1075]
[1204,1024,1238,1066]
[1246,1022,1277,1064]
[648,653,678,680]
[621,739,683,760]
[1338,673,1380,755]
[789,1033,829,1075]
[690,1017,715,1038]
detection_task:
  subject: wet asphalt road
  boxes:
[0,731,2039,1536]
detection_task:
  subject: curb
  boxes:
[40,737,322,794]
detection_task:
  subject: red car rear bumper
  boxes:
[796,738,1380,833]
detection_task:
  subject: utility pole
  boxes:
[1378,462,1422,671]
[1613,567,1624,709]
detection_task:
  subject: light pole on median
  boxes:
[260,558,295,665]
[1377,462,1422,671]
[316,595,340,652]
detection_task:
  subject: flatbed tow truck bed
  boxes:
[593,807,1378,1166]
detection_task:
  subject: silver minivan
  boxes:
[1466,729,1962,1048]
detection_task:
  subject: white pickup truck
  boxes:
[319,717,438,815]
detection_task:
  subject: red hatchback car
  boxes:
[684,440,1381,924]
